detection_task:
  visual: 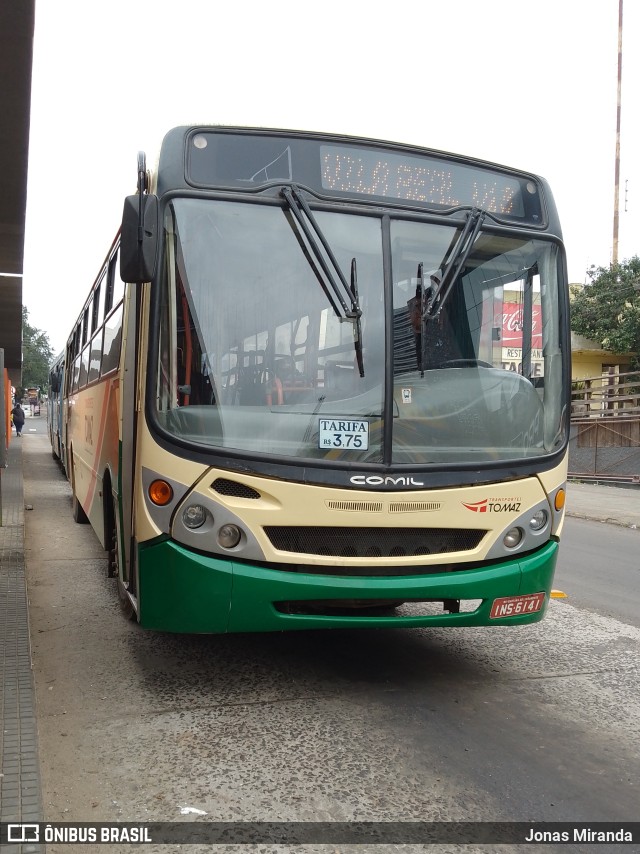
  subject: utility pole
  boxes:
[612,0,623,265]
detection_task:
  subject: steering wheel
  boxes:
[437,358,493,369]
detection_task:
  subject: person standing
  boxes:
[11,403,25,437]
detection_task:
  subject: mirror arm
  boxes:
[137,151,147,245]
[120,151,158,284]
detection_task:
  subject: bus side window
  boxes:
[105,249,124,315]
[101,304,123,376]
[82,307,89,346]
[92,274,106,334]
[72,354,82,393]
[73,326,81,360]
[88,330,103,384]
[79,344,90,388]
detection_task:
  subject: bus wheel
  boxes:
[72,492,89,524]
[71,454,89,523]
[109,497,136,621]
[117,578,136,622]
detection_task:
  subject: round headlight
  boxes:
[529,509,549,531]
[503,527,523,549]
[182,504,207,529]
[218,523,242,549]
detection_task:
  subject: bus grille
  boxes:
[212,478,261,499]
[262,526,486,558]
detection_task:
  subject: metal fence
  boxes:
[569,370,640,482]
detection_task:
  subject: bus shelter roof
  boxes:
[0,0,34,373]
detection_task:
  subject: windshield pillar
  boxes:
[382,214,394,465]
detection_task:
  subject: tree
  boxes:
[570,256,640,365]
[20,306,54,398]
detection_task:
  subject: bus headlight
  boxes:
[182,504,208,529]
[218,524,242,549]
[503,527,523,549]
[528,509,549,531]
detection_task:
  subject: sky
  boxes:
[22,0,640,356]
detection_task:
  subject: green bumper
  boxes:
[137,538,559,634]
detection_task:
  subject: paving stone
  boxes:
[0,439,43,850]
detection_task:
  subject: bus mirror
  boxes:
[120,194,159,283]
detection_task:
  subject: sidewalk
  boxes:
[0,437,43,853]
[566,480,640,529]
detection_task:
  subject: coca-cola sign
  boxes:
[500,303,542,348]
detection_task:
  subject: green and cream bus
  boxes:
[60,125,570,633]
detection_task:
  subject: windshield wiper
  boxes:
[423,207,486,320]
[419,208,485,372]
[281,185,364,377]
[349,257,364,378]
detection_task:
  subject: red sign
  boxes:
[500,303,542,349]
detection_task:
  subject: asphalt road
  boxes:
[554,518,640,627]
[19,425,640,854]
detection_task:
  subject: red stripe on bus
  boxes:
[85,377,119,512]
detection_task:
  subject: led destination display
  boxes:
[185,130,544,223]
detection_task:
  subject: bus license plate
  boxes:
[319,419,369,450]
[490,592,546,619]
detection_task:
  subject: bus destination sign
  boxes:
[184,130,544,224]
[321,145,525,217]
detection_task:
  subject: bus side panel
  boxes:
[136,538,557,634]
[68,376,121,547]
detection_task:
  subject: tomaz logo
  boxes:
[463,498,522,513]
[462,500,488,512]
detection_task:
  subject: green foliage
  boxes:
[570,256,640,362]
[20,306,54,398]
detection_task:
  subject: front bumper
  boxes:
[137,538,559,634]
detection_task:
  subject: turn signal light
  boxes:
[148,479,174,506]
[554,488,566,511]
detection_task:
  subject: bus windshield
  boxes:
[154,197,565,465]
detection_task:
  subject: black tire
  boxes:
[117,579,136,621]
[106,492,117,578]
[70,450,89,523]
[72,492,89,524]
[109,495,136,621]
